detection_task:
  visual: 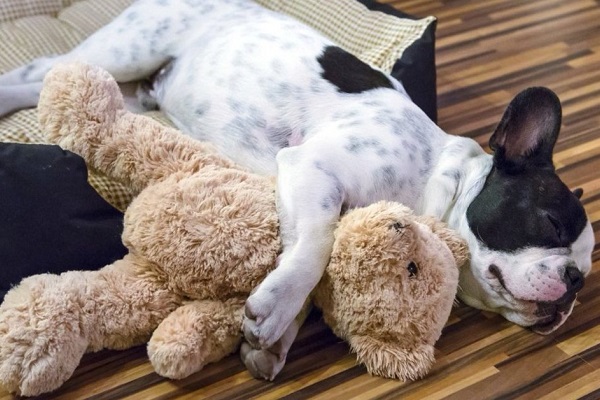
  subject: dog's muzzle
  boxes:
[531,266,584,334]
[489,264,585,334]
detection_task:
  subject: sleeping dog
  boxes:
[0,0,594,380]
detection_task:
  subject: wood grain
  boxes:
[2,0,600,398]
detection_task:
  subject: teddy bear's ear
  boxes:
[348,335,435,381]
[414,215,469,267]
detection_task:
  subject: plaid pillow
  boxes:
[0,0,62,23]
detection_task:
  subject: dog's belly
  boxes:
[154,3,336,175]
[153,0,449,211]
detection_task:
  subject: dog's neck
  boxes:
[415,134,492,225]
[431,146,493,308]
[447,152,493,232]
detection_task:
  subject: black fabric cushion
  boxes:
[0,143,127,302]
[358,0,438,123]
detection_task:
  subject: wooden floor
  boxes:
[3,0,600,399]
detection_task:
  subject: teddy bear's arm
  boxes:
[38,63,238,194]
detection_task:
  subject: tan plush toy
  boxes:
[0,63,468,397]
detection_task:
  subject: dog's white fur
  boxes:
[0,0,594,380]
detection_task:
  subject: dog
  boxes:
[0,0,594,380]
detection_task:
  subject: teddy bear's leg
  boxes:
[0,254,183,397]
[240,300,311,381]
[148,299,245,379]
[85,255,185,351]
[0,273,89,397]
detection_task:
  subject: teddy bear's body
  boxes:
[0,64,467,397]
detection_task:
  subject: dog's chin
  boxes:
[480,265,579,335]
[458,266,579,334]
[530,298,576,335]
[531,313,567,335]
[458,274,576,335]
[491,299,574,335]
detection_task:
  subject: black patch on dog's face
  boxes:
[467,87,588,251]
[317,46,394,94]
[467,168,587,251]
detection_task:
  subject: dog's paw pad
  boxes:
[240,342,286,381]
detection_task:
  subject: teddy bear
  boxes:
[0,63,468,397]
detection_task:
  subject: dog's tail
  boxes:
[38,62,238,193]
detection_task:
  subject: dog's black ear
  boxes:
[573,187,584,199]
[489,87,561,173]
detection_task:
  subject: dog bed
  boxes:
[0,0,436,290]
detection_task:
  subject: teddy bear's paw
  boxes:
[40,63,125,149]
[0,278,88,396]
[149,300,244,380]
[239,342,286,381]
[149,314,214,379]
[148,338,205,380]
[0,339,87,397]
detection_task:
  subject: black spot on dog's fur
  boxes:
[317,46,394,94]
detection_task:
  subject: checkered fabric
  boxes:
[256,0,435,73]
[0,0,62,23]
[0,0,434,211]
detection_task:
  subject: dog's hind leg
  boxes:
[0,0,191,116]
[0,56,61,116]
[0,56,61,86]
[60,0,205,82]
[0,82,44,116]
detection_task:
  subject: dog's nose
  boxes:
[564,266,585,293]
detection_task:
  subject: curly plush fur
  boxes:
[0,63,467,397]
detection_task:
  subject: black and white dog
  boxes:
[0,0,594,380]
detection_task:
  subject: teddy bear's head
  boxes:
[314,201,468,381]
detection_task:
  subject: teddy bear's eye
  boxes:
[407,261,418,278]
[391,222,405,232]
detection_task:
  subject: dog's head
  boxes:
[459,87,594,334]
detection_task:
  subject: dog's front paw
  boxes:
[243,277,303,349]
[239,342,286,381]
